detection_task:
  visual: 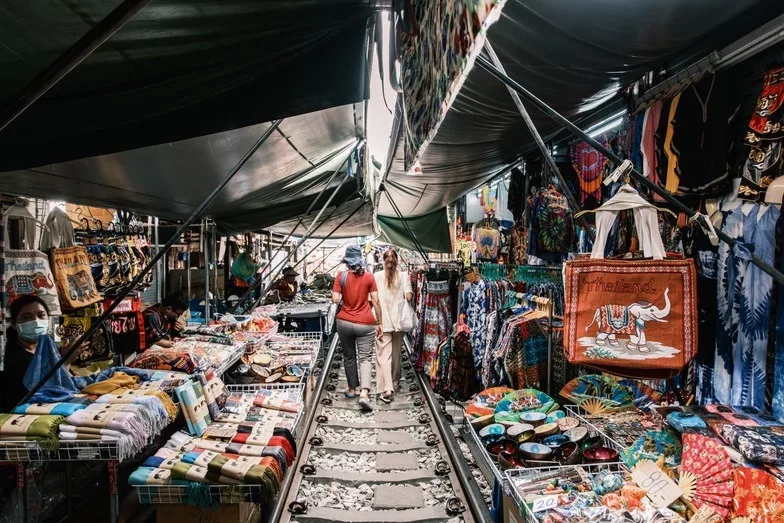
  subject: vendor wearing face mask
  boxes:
[0,295,89,412]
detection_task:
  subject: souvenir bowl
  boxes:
[556,417,580,431]
[545,410,566,424]
[286,365,304,378]
[506,423,535,438]
[498,450,525,470]
[580,435,603,450]
[498,419,520,430]
[552,441,580,464]
[564,426,589,444]
[479,423,505,438]
[514,429,536,444]
[534,422,559,438]
[519,442,552,461]
[582,446,618,464]
[469,414,495,431]
[542,434,570,449]
[486,438,518,458]
[519,411,547,427]
[481,433,505,447]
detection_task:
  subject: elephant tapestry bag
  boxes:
[50,246,102,312]
[563,184,697,379]
[4,249,62,316]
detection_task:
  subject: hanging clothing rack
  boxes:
[475,53,784,286]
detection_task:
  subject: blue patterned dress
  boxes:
[715,203,779,410]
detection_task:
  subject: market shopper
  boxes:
[142,291,189,348]
[374,249,413,402]
[332,245,383,411]
[0,295,88,412]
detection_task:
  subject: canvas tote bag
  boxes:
[563,185,697,378]
[5,250,62,316]
[50,246,102,312]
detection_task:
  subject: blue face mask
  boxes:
[17,319,49,342]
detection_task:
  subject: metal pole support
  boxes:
[0,0,153,133]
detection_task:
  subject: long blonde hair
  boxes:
[383,249,399,289]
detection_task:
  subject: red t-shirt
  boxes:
[333,271,377,325]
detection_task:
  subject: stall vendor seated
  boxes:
[142,291,189,348]
[264,267,300,304]
[1,295,89,412]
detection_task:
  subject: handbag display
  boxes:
[563,185,697,379]
[50,246,102,312]
[5,249,62,316]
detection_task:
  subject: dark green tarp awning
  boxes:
[378,208,452,254]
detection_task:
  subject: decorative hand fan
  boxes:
[618,379,662,413]
[465,387,513,418]
[621,430,682,468]
[732,466,784,522]
[493,389,557,423]
[678,433,735,518]
[730,518,752,523]
[560,375,633,414]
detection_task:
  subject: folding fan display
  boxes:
[560,375,634,414]
[617,379,662,413]
[465,387,514,419]
[493,389,557,423]
[678,433,735,518]
[732,466,784,522]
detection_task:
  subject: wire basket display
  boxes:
[136,484,270,505]
[564,405,660,453]
[506,462,629,522]
[0,440,120,462]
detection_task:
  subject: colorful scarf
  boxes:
[13,401,87,417]
[175,381,212,437]
[0,414,65,449]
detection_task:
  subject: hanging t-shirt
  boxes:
[333,271,378,325]
[473,226,500,261]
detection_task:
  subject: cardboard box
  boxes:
[503,487,527,523]
[157,503,261,523]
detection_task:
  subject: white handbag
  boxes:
[397,299,416,333]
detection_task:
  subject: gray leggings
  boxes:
[336,319,375,392]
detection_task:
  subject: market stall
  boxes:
[373,2,784,523]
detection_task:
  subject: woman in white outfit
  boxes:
[373,249,413,403]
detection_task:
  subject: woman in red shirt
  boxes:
[332,245,383,411]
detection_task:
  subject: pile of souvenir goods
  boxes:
[228,331,319,385]
[130,332,246,375]
[0,365,179,461]
[467,374,784,522]
[130,382,303,506]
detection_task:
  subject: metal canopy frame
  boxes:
[18,120,283,406]
[475,53,784,286]
[230,141,363,313]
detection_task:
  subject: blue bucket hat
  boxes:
[341,245,365,268]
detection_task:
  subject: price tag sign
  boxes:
[631,459,683,508]
[531,495,560,513]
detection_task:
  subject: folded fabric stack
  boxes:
[129,381,300,501]
[0,414,66,449]
[175,380,213,437]
[251,388,302,414]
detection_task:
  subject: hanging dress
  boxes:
[715,203,779,409]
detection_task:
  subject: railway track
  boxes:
[273,334,490,523]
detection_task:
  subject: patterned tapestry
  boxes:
[401,0,506,171]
